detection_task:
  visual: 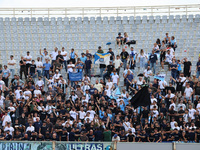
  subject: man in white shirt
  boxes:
[61,47,68,72]
[67,60,75,85]
[7,55,16,78]
[35,57,43,77]
[0,76,5,92]
[69,108,78,121]
[34,85,42,97]
[143,66,152,83]
[164,50,173,68]
[79,107,86,120]
[4,122,14,136]
[2,111,11,127]
[26,123,35,133]
[184,83,193,100]
[86,106,96,119]
[24,51,32,75]
[111,71,119,88]
[188,105,196,120]
[123,118,131,132]
[50,47,58,65]
[113,55,123,75]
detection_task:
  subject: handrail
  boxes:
[0,4,199,18]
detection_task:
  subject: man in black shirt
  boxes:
[107,48,115,61]
[103,61,114,82]
[120,48,129,70]
[56,50,64,64]
[29,60,36,79]
[149,50,158,75]
[85,56,92,78]
[182,57,192,77]
[19,56,27,79]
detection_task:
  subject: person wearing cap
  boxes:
[112,134,120,142]
[7,55,16,79]
[61,47,68,72]
[70,48,78,64]
[24,51,32,76]
[50,47,58,65]
[116,32,123,49]
[149,50,158,75]
[1,65,10,87]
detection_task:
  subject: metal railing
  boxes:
[0,4,199,18]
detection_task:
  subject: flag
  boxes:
[131,86,150,108]
[69,71,82,81]
[154,74,165,81]
[94,53,111,65]
[115,87,121,95]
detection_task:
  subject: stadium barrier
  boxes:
[0,141,200,150]
[0,141,114,150]
[0,4,199,18]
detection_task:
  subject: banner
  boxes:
[55,142,113,150]
[0,142,31,150]
[69,71,82,81]
[154,74,165,81]
[94,53,111,65]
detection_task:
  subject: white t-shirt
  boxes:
[114,59,122,68]
[184,87,193,98]
[87,110,96,119]
[144,69,152,77]
[35,61,43,71]
[112,74,119,84]
[123,121,130,131]
[67,64,75,73]
[25,55,32,64]
[43,55,51,63]
[159,80,167,89]
[138,53,147,58]
[165,93,175,99]
[36,80,44,87]
[106,82,113,90]
[0,96,5,106]
[4,126,14,135]
[79,111,86,120]
[34,90,42,97]
[165,53,173,63]
[189,108,196,120]
[8,59,16,69]
[53,73,61,79]
[0,80,5,90]
[69,110,78,120]
[8,106,16,117]
[51,51,58,60]
[2,115,11,126]
[26,126,35,132]
[151,98,157,104]
[61,51,68,61]
[15,90,22,100]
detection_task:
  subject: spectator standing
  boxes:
[70,48,78,64]
[170,59,178,85]
[61,47,68,72]
[85,56,92,78]
[24,51,32,76]
[113,55,123,75]
[196,57,200,79]
[1,65,10,87]
[120,48,129,70]
[149,50,158,75]
[171,36,177,51]
[7,55,16,79]
[138,49,147,72]
[19,56,27,79]
[181,57,192,77]
[35,57,43,77]
[50,47,58,65]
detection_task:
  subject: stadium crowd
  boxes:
[0,32,200,143]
